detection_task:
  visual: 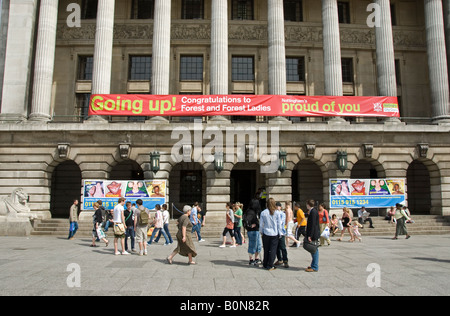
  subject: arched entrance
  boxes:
[110,160,144,180]
[292,160,323,209]
[351,159,386,179]
[50,160,82,218]
[407,160,433,215]
[169,162,206,211]
[231,162,265,211]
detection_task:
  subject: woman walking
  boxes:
[337,207,354,242]
[259,198,282,271]
[318,203,331,246]
[166,205,197,265]
[393,203,412,240]
[219,203,237,248]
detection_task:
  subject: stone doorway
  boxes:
[50,161,82,218]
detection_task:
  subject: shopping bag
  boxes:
[97,227,106,239]
[338,220,344,231]
[321,226,330,239]
[69,222,75,232]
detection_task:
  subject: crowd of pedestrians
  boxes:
[67,195,414,271]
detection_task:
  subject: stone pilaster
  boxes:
[29,0,59,122]
[424,0,450,122]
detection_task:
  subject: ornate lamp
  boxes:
[278,149,287,172]
[150,151,160,174]
[214,152,224,173]
[336,150,348,172]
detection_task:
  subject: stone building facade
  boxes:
[0,0,449,221]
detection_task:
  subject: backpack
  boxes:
[139,208,149,226]
[243,211,257,230]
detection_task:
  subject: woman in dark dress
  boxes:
[166,205,197,265]
[337,207,354,242]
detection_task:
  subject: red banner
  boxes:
[89,95,400,118]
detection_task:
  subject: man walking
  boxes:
[305,199,320,272]
[68,199,79,240]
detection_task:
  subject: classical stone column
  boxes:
[268,0,289,123]
[375,0,396,97]
[322,0,343,97]
[148,0,172,123]
[268,0,287,96]
[0,0,38,123]
[374,0,402,124]
[89,0,115,122]
[424,0,450,123]
[210,0,228,95]
[209,0,229,123]
[29,0,59,122]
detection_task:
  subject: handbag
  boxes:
[303,238,319,255]
[114,223,125,235]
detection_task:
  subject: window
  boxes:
[284,0,303,22]
[78,56,94,80]
[81,0,98,19]
[390,4,397,26]
[232,0,254,20]
[131,0,154,19]
[129,56,152,81]
[338,1,350,24]
[232,56,255,81]
[341,58,354,83]
[180,56,204,81]
[76,94,91,122]
[286,57,305,82]
[182,0,204,19]
[395,59,401,85]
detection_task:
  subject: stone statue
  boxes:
[0,188,37,220]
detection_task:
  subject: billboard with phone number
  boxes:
[330,178,406,209]
[82,180,167,211]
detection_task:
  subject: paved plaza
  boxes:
[0,234,449,297]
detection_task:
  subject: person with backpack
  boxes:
[244,199,262,266]
[134,199,150,256]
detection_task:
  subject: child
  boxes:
[351,221,363,242]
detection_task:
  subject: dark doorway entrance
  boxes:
[51,161,82,218]
[407,160,431,215]
[231,169,256,211]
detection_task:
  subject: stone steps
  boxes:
[31,215,450,238]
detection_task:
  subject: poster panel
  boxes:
[89,94,400,118]
[82,180,167,211]
[330,179,406,209]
